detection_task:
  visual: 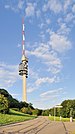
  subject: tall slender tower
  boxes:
[19,18,28,102]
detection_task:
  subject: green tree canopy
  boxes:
[0,94,9,114]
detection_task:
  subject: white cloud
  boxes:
[43,0,62,14]
[27,43,62,74]
[5,5,10,9]
[38,23,45,29]
[65,13,74,23]
[72,4,75,13]
[0,62,19,89]
[46,28,51,34]
[27,87,36,93]
[49,0,62,13]
[46,19,51,24]
[57,23,70,35]
[29,68,38,79]
[50,33,71,53]
[17,43,21,48]
[4,4,18,13]
[36,10,41,18]
[27,34,71,74]
[30,88,66,109]
[43,4,48,12]
[27,75,60,93]
[25,3,35,17]
[29,43,49,56]
[40,88,64,100]
[4,0,24,13]
[57,18,63,24]
[18,0,24,9]
[48,66,61,74]
[64,0,72,11]
[35,76,59,86]
[39,32,45,41]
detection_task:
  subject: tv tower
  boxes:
[19,18,28,102]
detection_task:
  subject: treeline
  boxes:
[42,100,75,118]
[0,88,42,115]
[0,89,75,118]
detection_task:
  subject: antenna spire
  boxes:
[22,17,25,56]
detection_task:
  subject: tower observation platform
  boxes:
[19,56,28,78]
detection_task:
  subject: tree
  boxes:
[28,103,34,110]
[0,94,9,114]
[21,107,32,115]
[42,109,50,116]
[9,98,20,108]
[60,100,75,118]
[0,89,20,108]
[70,108,73,117]
[0,88,9,97]
[32,109,42,116]
[19,101,28,109]
[49,108,54,116]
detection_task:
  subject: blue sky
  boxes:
[0,0,75,109]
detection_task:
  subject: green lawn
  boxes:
[0,109,36,125]
[49,116,75,122]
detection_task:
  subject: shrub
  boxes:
[32,109,42,116]
[21,107,32,115]
[42,110,50,116]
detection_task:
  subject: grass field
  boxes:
[0,109,36,125]
[49,116,75,122]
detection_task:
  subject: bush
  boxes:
[42,110,50,116]
[21,107,32,115]
[32,109,42,116]
[0,94,9,114]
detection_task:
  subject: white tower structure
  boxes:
[19,18,28,102]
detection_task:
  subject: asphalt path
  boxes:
[0,116,75,134]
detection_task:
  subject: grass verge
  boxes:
[49,116,75,122]
[0,109,37,126]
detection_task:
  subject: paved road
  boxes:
[0,116,75,134]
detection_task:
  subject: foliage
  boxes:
[0,89,20,108]
[0,94,9,114]
[32,109,42,116]
[70,108,73,117]
[49,108,54,116]
[61,100,75,118]
[0,89,34,115]
[9,98,20,108]
[49,100,75,118]
[28,103,34,110]
[0,89,9,97]
[42,109,50,116]
[19,101,28,109]
[21,107,32,115]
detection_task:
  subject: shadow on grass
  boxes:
[9,112,27,116]
[9,110,30,117]
[9,111,36,118]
